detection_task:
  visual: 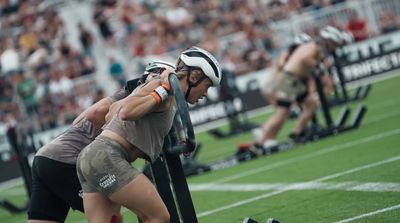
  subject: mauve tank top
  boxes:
[103,85,177,162]
[103,106,176,162]
[36,117,102,164]
[36,89,128,164]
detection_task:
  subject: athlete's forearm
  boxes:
[118,71,172,121]
[73,97,113,127]
[118,94,160,121]
[90,97,114,120]
[109,88,129,102]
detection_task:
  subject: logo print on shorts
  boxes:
[99,174,117,189]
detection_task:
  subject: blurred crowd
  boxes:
[1,0,400,134]
[0,0,99,133]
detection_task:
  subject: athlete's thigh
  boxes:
[109,174,167,218]
[83,192,121,223]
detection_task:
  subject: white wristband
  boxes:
[154,86,169,102]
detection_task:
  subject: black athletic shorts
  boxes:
[276,91,308,108]
[28,156,84,222]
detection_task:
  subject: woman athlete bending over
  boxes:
[28,61,175,223]
[76,47,222,223]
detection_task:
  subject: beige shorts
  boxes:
[260,73,279,97]
[77,135,140,197]
[272,71,308,106]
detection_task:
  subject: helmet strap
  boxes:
[184,68,207,100]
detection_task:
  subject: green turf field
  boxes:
[1,73,400,223]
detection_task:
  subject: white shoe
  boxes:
[252,128,262,141]
[266,218,281,223]
[262,140,278,149]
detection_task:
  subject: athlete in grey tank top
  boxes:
[36,117,102,164]
[27,61,175,223]
[103,85,177,162]
[76,46,222,223]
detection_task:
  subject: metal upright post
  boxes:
[164,133,198,223]
[149,139,180,223]
[313,70,334,127]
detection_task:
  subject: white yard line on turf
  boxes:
[189,181,400,192]
[0,178,22,192]
[313,155,400,182]
[197,155,400,218]
[210,128,400,184]
[0,187,26,196]
[332,204,400,223]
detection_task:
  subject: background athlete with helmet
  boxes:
[27,61,175,223]
[256,26,345,148]
[76,46,221,223]
[260,32,313,107]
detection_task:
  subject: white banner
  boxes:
[337,31,400,63]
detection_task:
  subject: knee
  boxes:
[156,208,170,223]
[304,98,318,111]
[142,208,170,223]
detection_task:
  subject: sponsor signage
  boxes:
[189,70,269,127]
[189,89,267,126]
[337,31,400,82]
[340,49,400,81]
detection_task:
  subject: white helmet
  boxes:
[320,26,343,45]
[341,31,354,45]
[293,33,313,45]
[144,60,176,75]
[179,46,222,86]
